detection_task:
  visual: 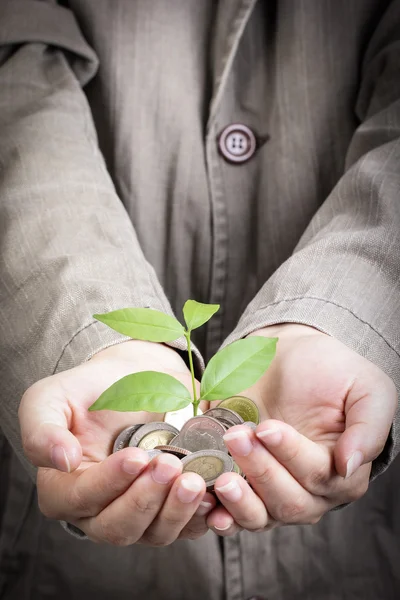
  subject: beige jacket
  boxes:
[1,1,400,599]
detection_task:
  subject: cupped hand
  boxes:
[207,324,397,534]
[19,340,214,544]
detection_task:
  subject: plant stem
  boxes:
[185,330,198,416]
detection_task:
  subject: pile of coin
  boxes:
[112,396,259,490]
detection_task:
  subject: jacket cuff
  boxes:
[60,521,88,539]
[222,296,398,480]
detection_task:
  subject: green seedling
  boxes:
[88,300,277,416]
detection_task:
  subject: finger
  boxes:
[223,426,330,524]
[19,381,82,472]
[255,420,336,495]
[255,421,371,504]
[80,453,182,545]
[213,473,270,531]
[140,473,206,546]
[37,447,150,520]
[206,505,242,537]
[334,373,397,478]
[178,492,216,540]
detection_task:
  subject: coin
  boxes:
[138,430,177,450]
[112,424,144,453]
[217,396,260,424]
[129,422,179,449]
[177,416,227,453]
[181,450,234,491]
[168,434,180,445]
[164,404,203,430]
[203,407,244,427]
[154,445,192,459]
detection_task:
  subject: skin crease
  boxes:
[19,324,397,544]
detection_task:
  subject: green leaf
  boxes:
[200,337,278,401]
[88,371,192,413]
[183,300,220,331]
[94,308,185,342]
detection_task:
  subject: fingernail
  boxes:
[345,450,364,479]
[196,501,213,516]
[151,454,180,484]
[51,445,71,473]
[122,457,148,475]
[177,478,203,503]
[213,522,233,531]
[215,480,243,503]
[223,430,253,456]
[256,426,282,446]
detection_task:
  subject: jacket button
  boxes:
[218,123,257,164]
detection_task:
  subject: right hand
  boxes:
[19,340,215,545]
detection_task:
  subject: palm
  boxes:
[239,330,355,447]
[56,341,196,463]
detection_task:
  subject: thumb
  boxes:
[19,380,82,472]
[334,373,397,479]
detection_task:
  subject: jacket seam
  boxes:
[52,320,97,374]
[254,295,400,359]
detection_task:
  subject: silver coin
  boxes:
[203,407,244,427]
[243,421,257,431]
[112,424,144,453]
[128,422,179,449]
[216,418,240,430]
[181,450,234,491]
[178,416,227,453]
[154,445,192,459]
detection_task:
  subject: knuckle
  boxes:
[242,516,268,532]
[248,464,275,488]
[180,525,207,540]
[141,531,172,548]
[275,497,308,523]
[306,466,329,491]
[67,485,92,517]
[130,495,160,516]
[97,518,133,547]
[103,477,127,497]
[106,533,131,547]
[160,512,185,528]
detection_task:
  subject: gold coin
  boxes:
[138,430,176,450]
[217,396,260,424]
[182,455,225,481]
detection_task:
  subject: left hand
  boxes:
[206,324,397,535]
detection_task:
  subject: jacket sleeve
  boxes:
[0,0,188,480]
[223,1,400,479]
